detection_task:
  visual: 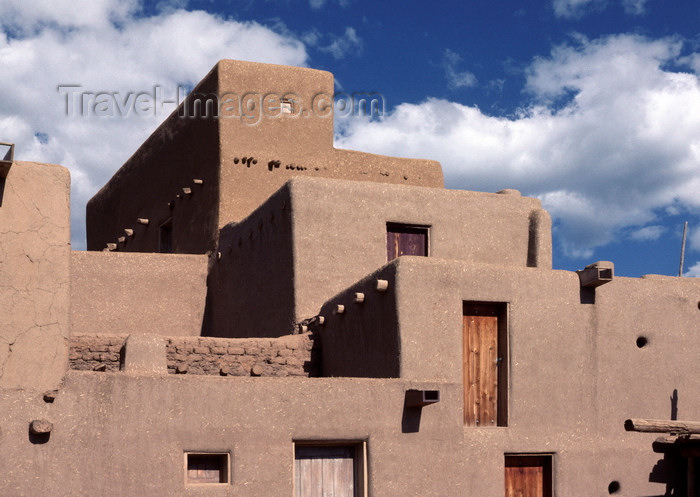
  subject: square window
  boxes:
[386,223,429,261]
[294,442,366,497]
[185,452,229,485]
[505,454,552,497]
[281,98,294,114]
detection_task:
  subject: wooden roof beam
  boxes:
[625,418,700,434]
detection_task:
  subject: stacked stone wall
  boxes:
[166,334,317,377]
[69,333,318,377]
[69,334,126,371]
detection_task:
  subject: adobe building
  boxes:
[1,61,699,497]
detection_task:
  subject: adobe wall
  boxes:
[317,256,700,495]
[71,252,208,336]
[213,60,444,227]
[0,161,70,391]
[204,185,296,337]
[207,177,551,337]
[288,178,551,322]
[87,60,444,254]
[86,67,221,253]
[316,263,401,378]
[217,148,444,232]
[0,369,674,497]
[321,256,700,392]
[1,373,465,497]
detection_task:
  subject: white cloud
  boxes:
[443,49,478,90]
[0,0,140,34]
[685,261,700,277]
[552,0,606,19]
[622,0,647,15]
[629,225,665,241]
[309,0,351,10]
[155,0,189,13]
[552,0,648,18]
[0,2,308,248]
[690,225,700,251]
[319,26,362,59]
[301,28,322,46]
[336,34,700,258]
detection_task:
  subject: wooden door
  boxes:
[386,223,427,261]
[505,455,551,497]
[463,305,502,426]
[295,445,356,497]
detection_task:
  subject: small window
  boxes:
[294,442,366,497]
[159,218,172,253]
[185,452,229,485]
[386,223,429,261]
[505,454,552,497]
[281,98,294,114]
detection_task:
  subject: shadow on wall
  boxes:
[401,390,441,433]
[671,389,678,421]
[642,390,688,497]
[401,403,422,433]
[648,450,686,497]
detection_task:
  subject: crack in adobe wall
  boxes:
[0,164,70,390]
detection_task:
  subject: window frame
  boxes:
[293,441,368,497]
[184,451,230,486]
[386,222,430,261]
[504,453,553,497]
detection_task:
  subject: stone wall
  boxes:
[69,334,126,371]
[69,333,318,377]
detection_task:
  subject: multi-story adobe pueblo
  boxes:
[1,59,699,497]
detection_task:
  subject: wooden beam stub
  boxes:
[376,279,389,291]
[625,419,700,434]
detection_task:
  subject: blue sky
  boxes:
[1,0,699,277]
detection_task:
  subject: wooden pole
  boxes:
[625,419,700,434]
[679,221,688,277]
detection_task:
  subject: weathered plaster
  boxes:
[0,161,70,391]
